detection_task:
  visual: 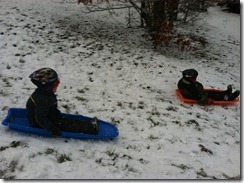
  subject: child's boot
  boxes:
[228,90,240,101]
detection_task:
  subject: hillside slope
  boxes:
[0,0,240,179]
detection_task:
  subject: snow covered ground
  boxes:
[0,0,241,180]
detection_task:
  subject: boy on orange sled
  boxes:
[178,69,240,105]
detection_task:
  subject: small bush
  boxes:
[57,154,72,163]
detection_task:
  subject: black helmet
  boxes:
[182,69,198,78]
[29,68,59,87]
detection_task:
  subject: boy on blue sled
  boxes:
[26,68,99,136]
[178,69,240,105]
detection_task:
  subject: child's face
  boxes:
[187,76,197,82]
[53,79,60,93]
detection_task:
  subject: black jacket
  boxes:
[178,78,208,103]
[26,88,98,134]
[26,88,61,130]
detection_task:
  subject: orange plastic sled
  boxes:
[176,89,239,105]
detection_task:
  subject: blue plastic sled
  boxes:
[2,108,119,139]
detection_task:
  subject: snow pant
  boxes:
[206,90,229,101]
[55,115,98,134]
[29,113,98,135]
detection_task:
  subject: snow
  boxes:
[0,0,241,180]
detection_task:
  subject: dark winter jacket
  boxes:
[177,78,208,103]
[26,88,61,130]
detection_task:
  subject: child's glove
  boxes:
[51,126,61,136]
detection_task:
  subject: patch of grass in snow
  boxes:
[0,146,9,152]
[166,136,181,144]
[148,135,160,140]
[105,149,119,161]
[61,104,71,113]
[126,144,137,150]
[117,101,123,108]
[10,141,28,148]
[172,119,202,131]
[196,168,208,178]
[95,158,103,165]
[44,148,57,155]
[196,168,226,179]
[222,173,240,180]
[6,64,11,69]
[172,120,183,127]
[147,115,166,128]
[121,154,132,160]
[29,148,72,164]
[57,154,72,163]
[185,119,201,131]
[147,107,161,117]
[75,96,88,103]
[0,141,28,152]
[2,77,12,87]
[138,101,145,109]
[138,158,149,165]
[123,163,138,173]
[95,149,120,167]
[0,90,9,97]
[79,149,85,152]
[1,175,16,180]
[0,159,24,180]
[1,106,9,111]
[77,87,89,94]
[117,101,146,110]
[101,150,148,170]
[198,144,213,155]
[166,106,178,112]
[61,103,76,113]
[171,163,191,171]
[110,117,121,125]
[128,102,137,110]
[44,148,72,163]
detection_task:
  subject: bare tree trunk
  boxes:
[152,0,165,27]
[141,1,145,27]
[167,0,179,21]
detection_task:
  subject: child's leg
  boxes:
[58,116,99,134]
[206,90,228,101]
[206,90,239,101]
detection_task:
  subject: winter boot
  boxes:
[226,85,232,94]
[224,94,229,101]
[228,90,240,101]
